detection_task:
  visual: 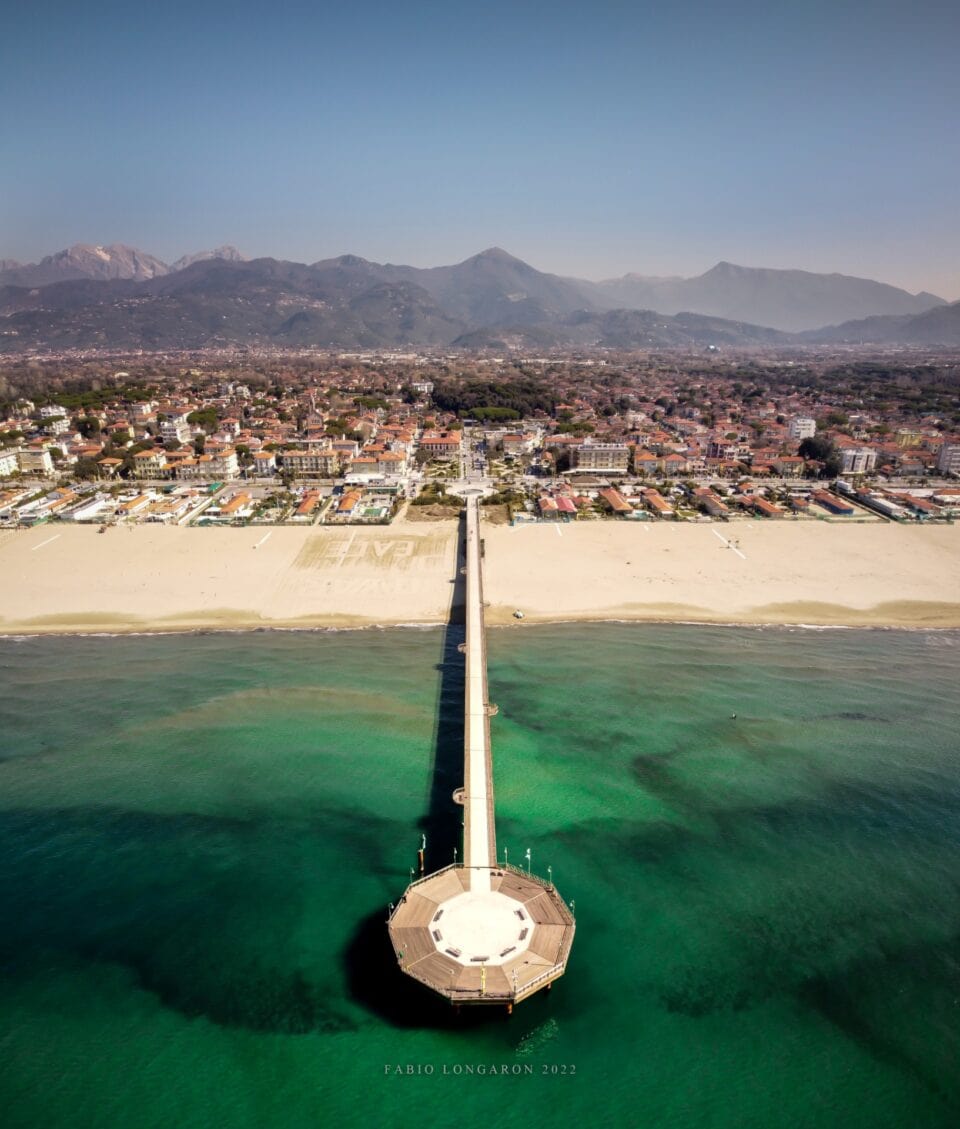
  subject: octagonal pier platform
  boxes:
[387,496,575,1008]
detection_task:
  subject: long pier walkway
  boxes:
[463,492,496,887]
[388,497,575,1008]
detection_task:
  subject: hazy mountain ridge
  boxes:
[585,261,945,332]
[0,245,953,351]
[801,299,960,345]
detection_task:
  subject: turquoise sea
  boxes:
[1,624,958,1129]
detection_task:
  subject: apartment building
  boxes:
[570,441,630,474]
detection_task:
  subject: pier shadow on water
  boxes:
[344,512,500,1028]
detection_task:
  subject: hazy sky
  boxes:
[2,0,958,297]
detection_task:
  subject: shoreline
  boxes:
[1,614,957,641]
[2,518,959,636]
[4,603,960,638]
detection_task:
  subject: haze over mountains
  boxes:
[0,244,955,352]
[589,261,944,333]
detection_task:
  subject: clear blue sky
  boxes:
[2,0,958,297]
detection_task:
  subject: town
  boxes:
[1,348,958,529]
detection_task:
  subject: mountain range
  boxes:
[0,244,246,287]
[0,244,955,352]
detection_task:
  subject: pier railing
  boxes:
[409,955,574,1001]
[388,863,573,924]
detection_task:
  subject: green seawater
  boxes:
[1,624,958,1129]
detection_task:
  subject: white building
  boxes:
[0,451,18,477]
[936,443,960,476]
[131,449,169,478]
[788,417,817,440]
[18,448,54,475]
[839,446,877,475]
[570,442,631,474]
[160,416,192,444]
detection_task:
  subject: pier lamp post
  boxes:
[547,865,552,887]
[453,846,458,864]
[503,846,508,867]
[524,848,531,875]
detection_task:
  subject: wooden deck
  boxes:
[388,863,575,1003]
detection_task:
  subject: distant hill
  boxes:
[454,309,789,351]
[0,245,951,352]
[385,247,596,326]
[586,261,944,332]
[168,246,246,272]
[803,299,960,345]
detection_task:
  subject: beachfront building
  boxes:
[116,494,154,518]
[17,448,54,476]
[293,490,323,520]
[281,449,340,477]
[335,489,363,517]
[0,451,18,477]
[642,488,674,518]
[811,490,855,515]
[345,456,380,480]
[570,441,630,474]
[838,446,877,475]
[61,495,110,522]
[896,494,941,518]
[539,494,560,520]
[217,492,255,519]
[936,443,960,476]
[746,494,785,518]
[770,455,806,477]
[251,450,277,476]
[376,450,407,475]
[175,449,240,480]
[131,448,169,479]
[598,487,633,516]
[97,456,124,477]
[142,495,196,523]
[209,449,239,479]
[694,487,730,518]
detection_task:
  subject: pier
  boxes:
[387,497,575,1008]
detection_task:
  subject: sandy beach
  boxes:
[483,519,960,628]
[1,515,959,634]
